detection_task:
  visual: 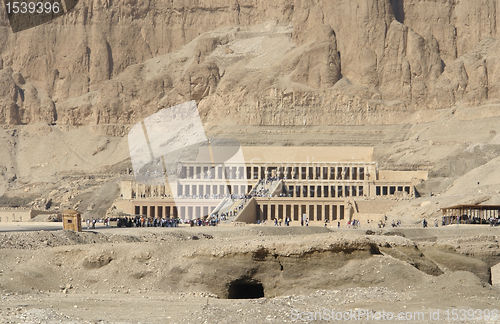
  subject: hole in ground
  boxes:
[227,279,265,299]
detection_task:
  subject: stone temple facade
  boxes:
[119,147,427,225]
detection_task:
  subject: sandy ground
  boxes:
[0,224,499,323]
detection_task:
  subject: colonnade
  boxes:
[284,183,364,197]
[134,204,218,219]
[244,164,372,181]
[176,183,249,196]
[179,163,374,181]
[180,165,246,180]
[375,185,411,196]
[132,183,168,198]
[256,202,347,222]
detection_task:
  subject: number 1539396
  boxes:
[5,1,60,14]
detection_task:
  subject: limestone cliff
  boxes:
[0,0,500,128]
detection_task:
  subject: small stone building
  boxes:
[61,209,82,232]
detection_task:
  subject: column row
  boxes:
[375,185,411,196]
[181,166,246,180]
[257,204,346,222]
[284,185,364,198]
[134,205,218,219]
[246,165,367,181]
[177,184,249,197]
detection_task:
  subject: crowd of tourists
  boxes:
[84,216,221,229]
[441,215,500,226]
[115,216,181,227]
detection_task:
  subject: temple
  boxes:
[119,146,428,225]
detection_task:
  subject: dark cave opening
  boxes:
[227,279,265,299]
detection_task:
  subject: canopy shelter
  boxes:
[441,205,500,225]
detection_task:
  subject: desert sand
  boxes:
[0,224,499,323]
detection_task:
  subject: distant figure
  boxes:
[434,219,438,227]
[423,219,428,228]
[337,221,340,228]
[86,219,90,230]
[306,219,309,226]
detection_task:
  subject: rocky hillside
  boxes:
[1,0,500,127]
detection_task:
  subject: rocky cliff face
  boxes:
[1,0,500,129]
